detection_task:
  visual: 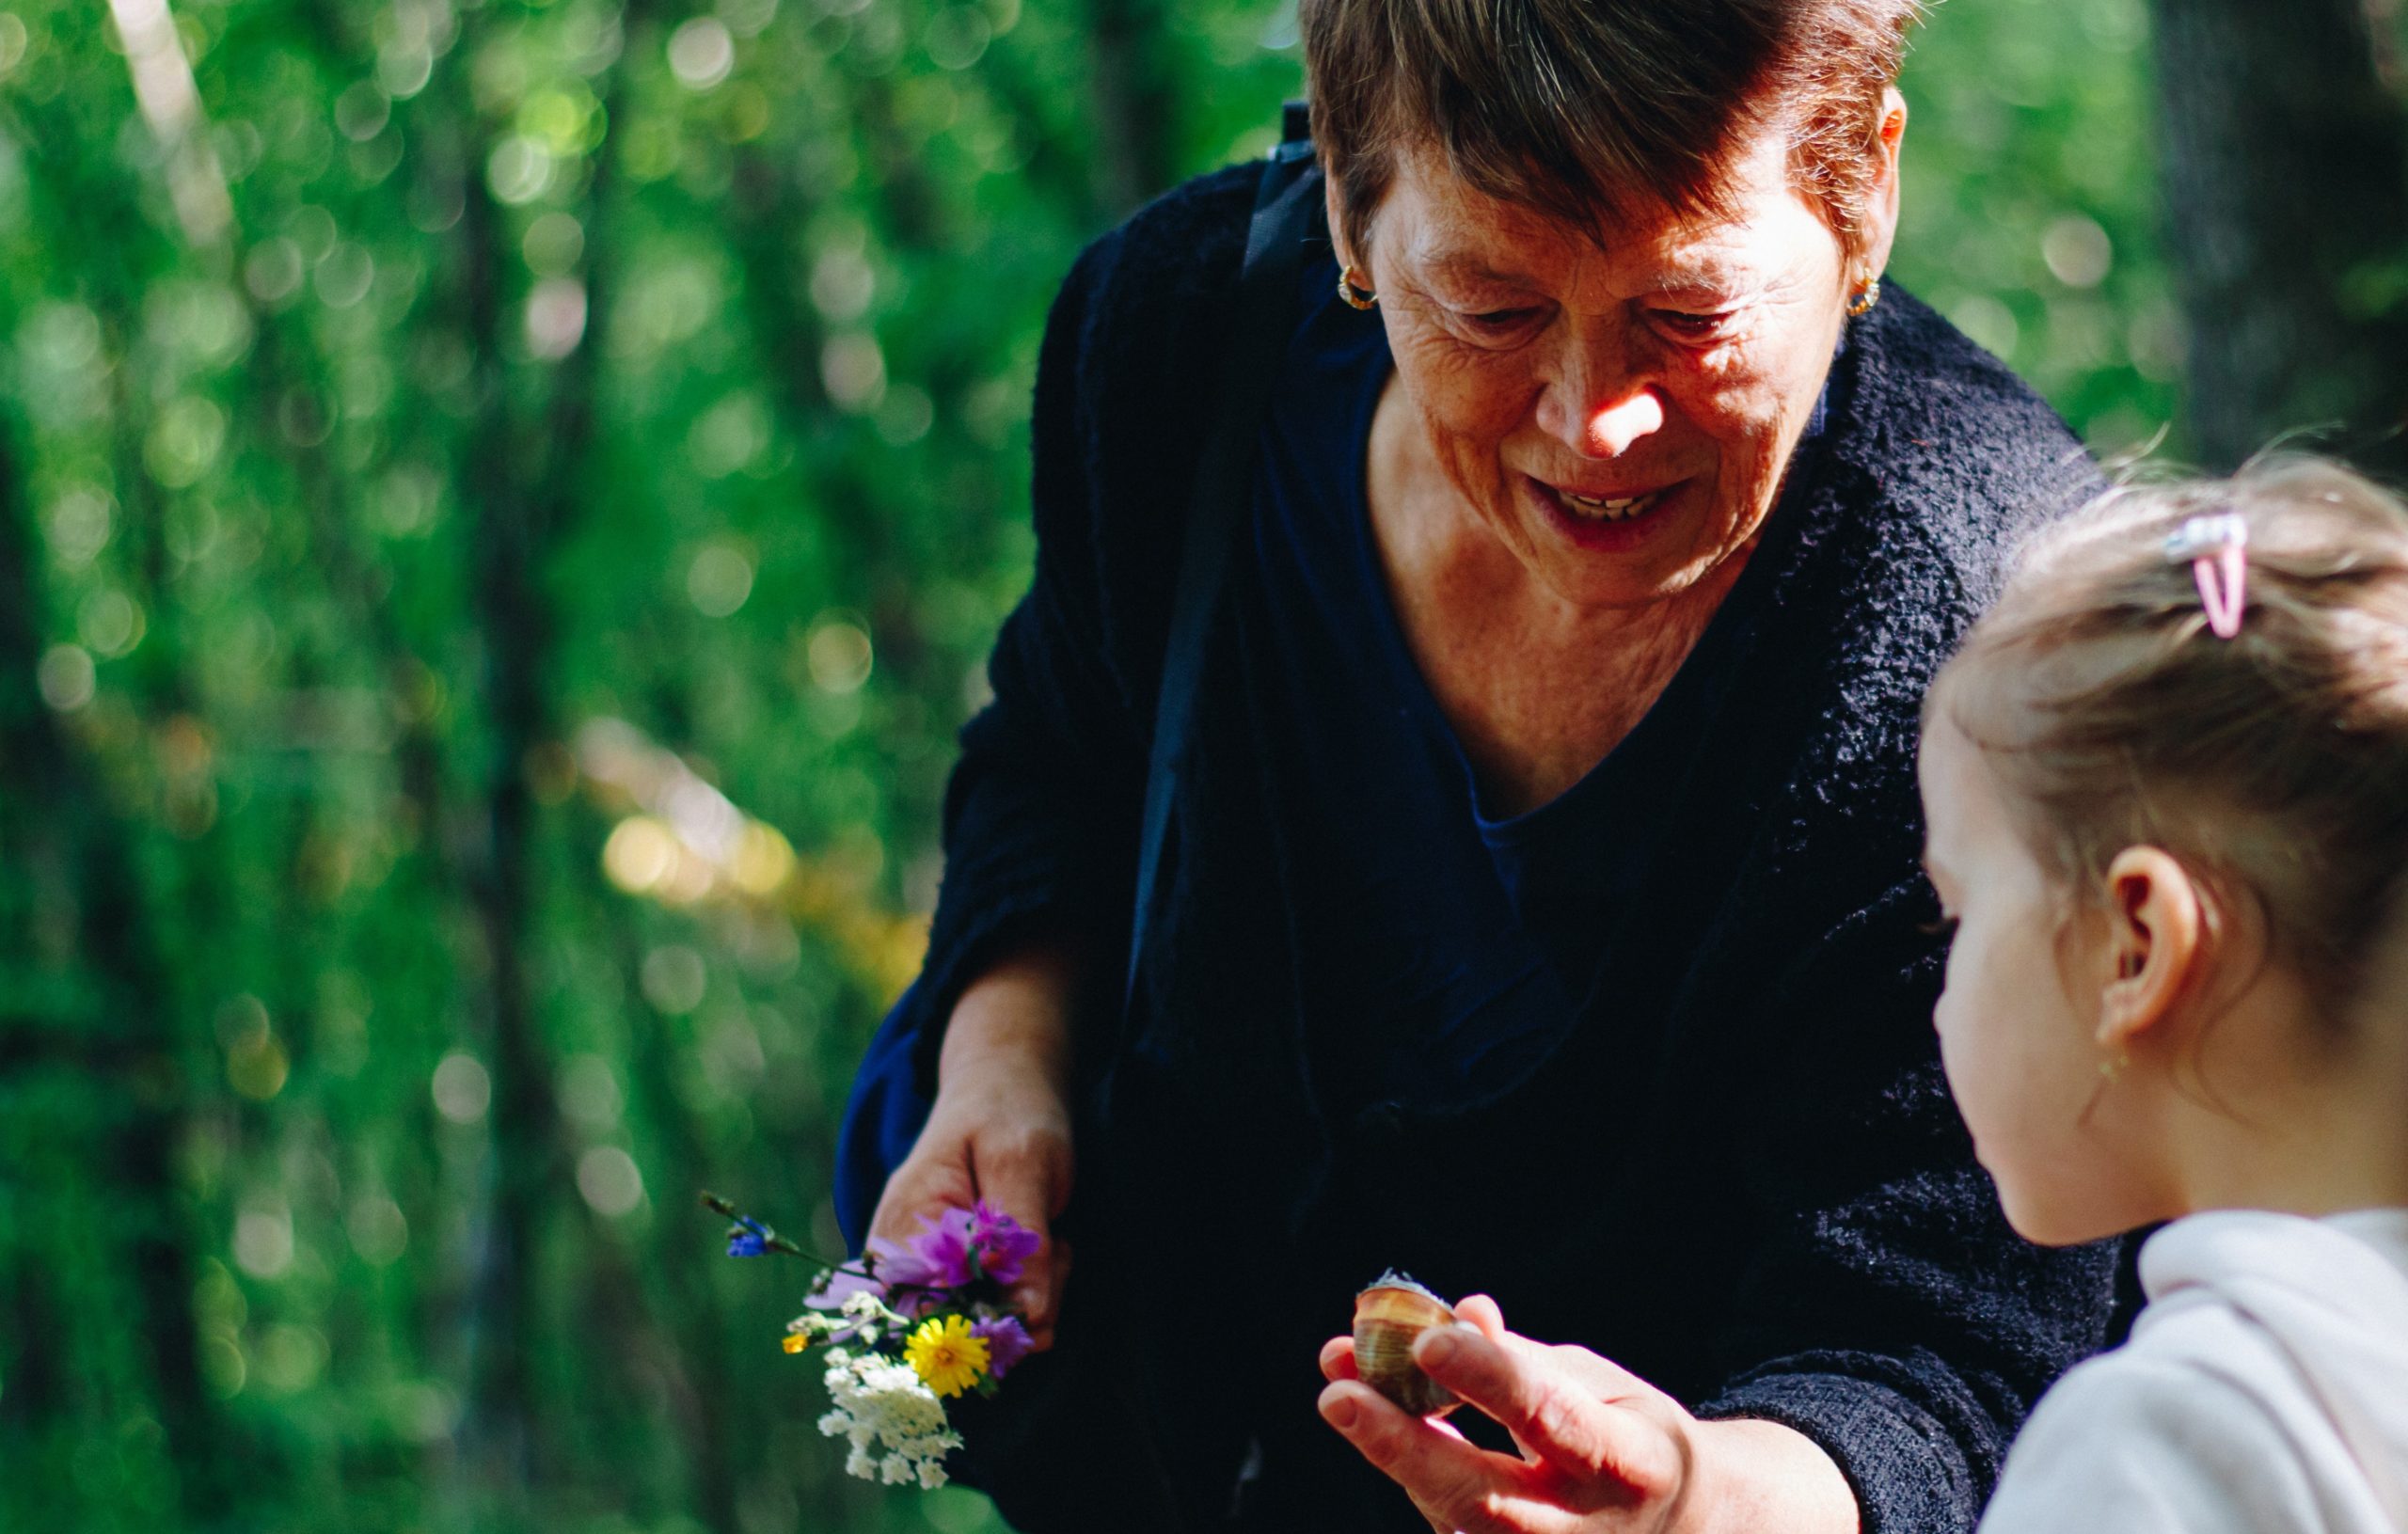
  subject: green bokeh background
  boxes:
[0,0,2242,1528]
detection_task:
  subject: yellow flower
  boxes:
[902,1315,990,1400]
[782,1332,811,1355]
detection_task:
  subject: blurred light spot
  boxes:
[559,1053,624,1130]
[2129,300,2186,384]
[688,541,755,616]
[642,944,707,1014]
[719,0,779,38]
[807,614,873,693]
[257,1323,328,1395]
[520,86,600,155]
[314,243,376,308]
[226,1035,288,1100]
[486,136,553,205]
[245,238,304,305]
[808,245,875,324]
[731,823,796,895]
[346,1194,408,1265]
[820,331,885,413]
[431,1052,491,1123]
[45,489,114,566]
[200,1335,246,1398]
[0,15,27,75]
[669,18,735,88]
[577,1146,645,1216]
[524,277,588,360]
[285,204,337,260]
[79,590,145,658]
[688,393,769,478]
[1948,294,2020,363]
[604,816,680,893]
[522,211,584,275]
[145,396,227,487]
[378,43,433,99]
[38,645,96,712]
[24,303,102,372]
[718,83,770,142]
[2040,215,2112,289]
[391,1382,459,1444]
[214,993,269,1050]
[334,81,390,142]
[233,1202,293,1279]
[374,463,444,536]
[925,7,990,69]
[875,383,934,445]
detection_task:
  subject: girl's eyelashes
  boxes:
[1919,914,1962,941]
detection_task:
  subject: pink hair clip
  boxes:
[2164,513,2249,639]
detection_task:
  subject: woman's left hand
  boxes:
[1317,1296,1858,1534]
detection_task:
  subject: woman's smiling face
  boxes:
[1339,119,1895,612]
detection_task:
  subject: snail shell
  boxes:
[1353,1273,1459,1417]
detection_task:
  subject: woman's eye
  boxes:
[1919,914,1962,941]
[1653,308,1735,341]
[1453,307,1543,339]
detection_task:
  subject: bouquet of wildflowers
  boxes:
[705,1193,1038,1490]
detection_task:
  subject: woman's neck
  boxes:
[1365,380,1756,816]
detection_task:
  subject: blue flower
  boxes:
[726,1216,771,1257]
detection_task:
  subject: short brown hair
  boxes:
[1301,0,1924,264]
[1929,457,2408,1029]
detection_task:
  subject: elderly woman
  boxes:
[841,0,2118,1529]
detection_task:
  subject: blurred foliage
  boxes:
[0,0,2187,1529]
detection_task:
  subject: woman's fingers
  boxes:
[863,1099,1075,1347]
[1410,1326,1671,1499]
[1320,1336,1358,1383]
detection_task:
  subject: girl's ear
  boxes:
[2097,846,2205,1052]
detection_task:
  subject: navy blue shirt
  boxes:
[1243,257,1827,1118]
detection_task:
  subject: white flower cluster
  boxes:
[816,1347,963,1490]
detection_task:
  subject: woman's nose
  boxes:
[1579,389,1665,457]
[1542,338,1665,457]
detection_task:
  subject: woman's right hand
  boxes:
[865,943,1080,1349]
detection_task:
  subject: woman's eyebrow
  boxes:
[1418,251,1538,286]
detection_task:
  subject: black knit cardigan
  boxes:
[888,161,2121,1534]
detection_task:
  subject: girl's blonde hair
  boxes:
[1928,455,2408,1027]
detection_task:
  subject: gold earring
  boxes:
[1847,277,1881,318]
[1338,265,1378,310]
[2098,1049,2131,1083]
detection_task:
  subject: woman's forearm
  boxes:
[936,941,1081,1098]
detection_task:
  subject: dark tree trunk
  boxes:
[0,411,216,1517]
[2151,0,2408,472]
[1085,0,1179,217]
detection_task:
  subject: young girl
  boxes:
[1917,456,2408,1533]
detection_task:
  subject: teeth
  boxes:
[1558,488,1659,521]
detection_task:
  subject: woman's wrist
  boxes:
[1679,1417,1859,1534]
[936,941,1081,1099]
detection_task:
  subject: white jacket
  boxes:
[1979,1209,2408,1534]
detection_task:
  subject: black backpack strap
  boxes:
[1123,128,1321,1009]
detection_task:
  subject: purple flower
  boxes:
[971,1315,1034,1380]
[726,1217,770,1258]
[968,1201,1041,1288]
[873,1207,979,1292]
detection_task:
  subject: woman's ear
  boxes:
[1323,172,1356,276]
[1857,87,1908,285]
[2097,846,2205,1052]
